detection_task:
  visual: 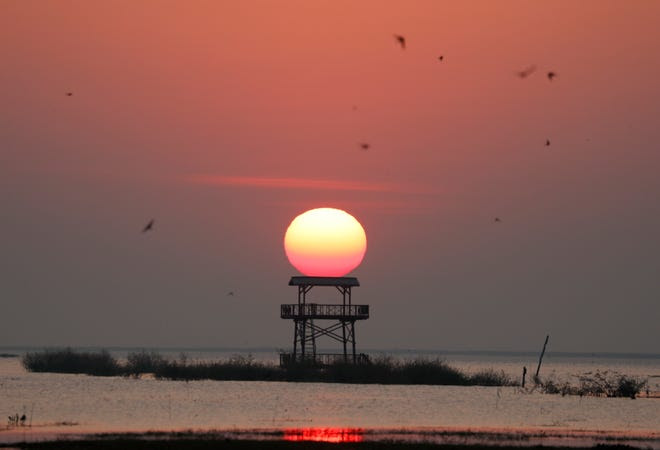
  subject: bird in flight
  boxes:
[547,71,557,81]
[494,217,502,223]
[142,219,155,233]
[394,34,406,50]
[438,55,444,61]
[516,65,536,79]
[65,92,73,96]
[359,142,370,151]
[545,139,551,146]
[227,291,235,297]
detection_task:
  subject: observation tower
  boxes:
[280,276,369,365]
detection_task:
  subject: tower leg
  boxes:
[351,321,356,363]
[311,318,316,360]
[301,319,306,359]
[342,321,347,362]
[293,320,298,362]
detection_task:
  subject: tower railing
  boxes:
[280,303,369,320]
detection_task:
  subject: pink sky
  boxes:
[2,1,660,352]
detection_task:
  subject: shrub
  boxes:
[615,375,647,399]
[125,351,166,376]
[469,368,517,387]
[22,348,120,376]
[398,358,468,385]
[537,371,648,398]
[537,376,575,396]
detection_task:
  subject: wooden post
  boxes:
[522,366,527,388]
[535,335,549,380]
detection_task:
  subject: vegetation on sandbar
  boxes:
[535,371,648,399]
[22,349,516,386]
[21,349,648,397]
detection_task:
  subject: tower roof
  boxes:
[289,276,360,287]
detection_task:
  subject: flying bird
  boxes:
[438,55,444,61]
[545,139,551,146]
[65,92,73,96]
[142,219,154,233]
[394,34,406,50]
[547,71,557,81]
[359,142,370,151]
[516,65,536,79]
[227,291,235,297]
[494,217,501,223]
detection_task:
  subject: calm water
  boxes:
[1,348,659,444]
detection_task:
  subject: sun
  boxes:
[284,208,367,277]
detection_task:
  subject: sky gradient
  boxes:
[2,1,660,353]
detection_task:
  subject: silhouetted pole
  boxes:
[535,335,549,381]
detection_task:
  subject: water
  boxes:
[1,348,659,445]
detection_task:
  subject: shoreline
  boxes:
[2,426,660,449]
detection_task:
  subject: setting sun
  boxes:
[284,208,367,277]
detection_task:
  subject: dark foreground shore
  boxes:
[2,429,658,450]
[1,440,650,450]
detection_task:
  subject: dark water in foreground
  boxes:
[1,348,659,447]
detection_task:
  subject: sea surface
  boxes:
[1,348,659,446]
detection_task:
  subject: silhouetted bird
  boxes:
[494,217,501,223]
[516,65,536,79]
[438,55,444,61]
[545,139,551,146]
[227,291,234,297]
[359,142,370,151]
[65,92,73,96]
[20,414,26,424]
[142,219,154,233]
[394,34,406,50]
[547,71,557,81]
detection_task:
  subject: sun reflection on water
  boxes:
[283,428,364,443]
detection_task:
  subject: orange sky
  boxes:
[2,1,660,352]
